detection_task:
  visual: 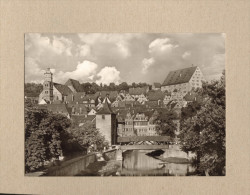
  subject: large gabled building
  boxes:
[38,68,85,103]
[161,66,205,93]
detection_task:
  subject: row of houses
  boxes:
[32,66,205,145]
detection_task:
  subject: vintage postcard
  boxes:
[24,33,225,176]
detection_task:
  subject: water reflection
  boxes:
[121,150,195,176]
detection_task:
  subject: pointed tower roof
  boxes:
[97,98,114,114]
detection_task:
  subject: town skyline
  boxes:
[25,33,225,85]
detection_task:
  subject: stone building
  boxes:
[161,66,205,93]
[96,98,117,146]
[39,68,85,103]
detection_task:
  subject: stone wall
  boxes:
[45,153,97,176]
[103,149,117,161]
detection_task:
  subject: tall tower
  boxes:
[43,68,53,102]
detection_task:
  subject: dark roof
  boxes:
[116,109,129,122]
[65,79,84,92]
[129,87,148,95]
[65,92,97,104]
[95,91,118,101]
[145,101,160,108]
[147,90,165,101]
[46,104,71,115]
[71,115,96,124]
[153,82,161,88]
[183,92,202,102]
[97,100,114,114]
[162,66,197,86]
[53,83,73,96]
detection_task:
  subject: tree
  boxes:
[153,109,177,137]
[118,82,129,91]
[70,121,108,151]
[25,83,43,97]
[25,108,71,172]
[179,72,225,175]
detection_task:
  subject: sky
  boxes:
[25,33,225,85]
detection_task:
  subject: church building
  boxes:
[39,68,84,103]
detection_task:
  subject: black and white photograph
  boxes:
[24,33,225,176]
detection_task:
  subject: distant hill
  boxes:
[25,83,43,97]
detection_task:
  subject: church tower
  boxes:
[43,68,53,102]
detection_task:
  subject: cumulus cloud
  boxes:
[54,60,98,83]
[96,66,121,85]
[142,58,155,74]
[149,38,179,54]
[78,34,139,58]
[25,34,73,57]
[182,51,191,59]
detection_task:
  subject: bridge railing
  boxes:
[117,136,173,143]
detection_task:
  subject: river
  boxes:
[120,150,196,176]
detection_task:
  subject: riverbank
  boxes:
[76,160,121,176]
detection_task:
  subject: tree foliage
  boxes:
[153,109,177,137]
[25,108,71,172]
[179,72,225,175]
[25,83,43,97]
[70,122,109,151]
[80,82,151,94]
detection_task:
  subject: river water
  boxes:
[120,150,196,176]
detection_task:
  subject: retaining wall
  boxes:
[45,153,97,176]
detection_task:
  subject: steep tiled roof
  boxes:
[96,100,114,114]
[46,104,72,115]
[162,66,197,86]
[65,92,86,103]
[129,87,148,95]
[147,90,165,101]
[65,79,84,92]
[71,115,96,124]
[53,83,73,95]
[71,104,88,115]
[145,101,160,108]
[95,91,118,101]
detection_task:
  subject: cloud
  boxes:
[203,53,225,80]
[78,34,139,58]
[25,34,73,57]
[77,44,91,57]
[96,66,121,85]
[142,58,155,74]
[182,51,191,59]
[25,57,44,83]
[149,38,179,54]
[54,60,98,83]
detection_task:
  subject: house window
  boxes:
[102,115,105,119]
